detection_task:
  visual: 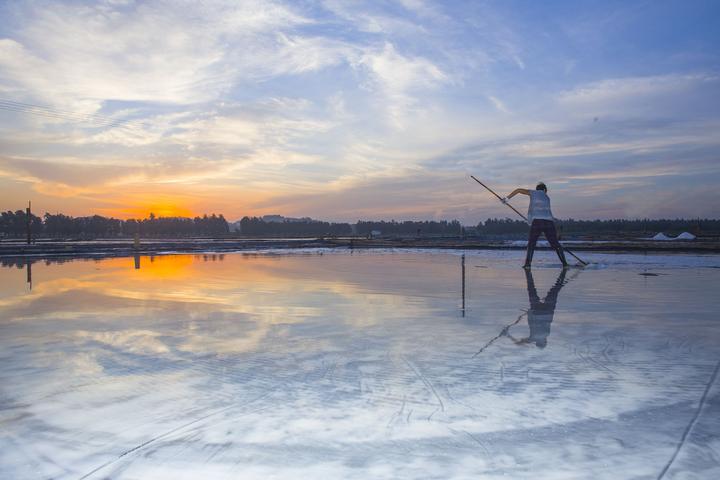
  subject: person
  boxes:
[507,268,567,348]
[503,182,568,269]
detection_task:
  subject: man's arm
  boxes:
[502,188,530,203]
[507,188,530,198]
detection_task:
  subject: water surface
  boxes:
[1,250,719,479]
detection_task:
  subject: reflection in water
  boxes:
[473,269,570,355]
[0,253,228,288]
[461,253,466,317]
[0,257,34,290]
[507,269,568,348]
[1,252,719,479]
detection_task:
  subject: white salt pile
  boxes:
[509,240,549,247]
[652,233,672,241]
[651,232,696,241]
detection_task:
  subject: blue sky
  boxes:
[0,0,719,221]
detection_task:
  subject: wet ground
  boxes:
[1,250,719,479]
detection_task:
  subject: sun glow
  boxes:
[111,203,197,220]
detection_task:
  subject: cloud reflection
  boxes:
[1,252,719,479]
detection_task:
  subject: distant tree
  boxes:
[236,216,351,236]
[355,219,462,236]
[0,210,43,237]
[472,218,720,237]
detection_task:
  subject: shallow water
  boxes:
[1,250,719,479]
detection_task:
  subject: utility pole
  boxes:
[26,201,32,245]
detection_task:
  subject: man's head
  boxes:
[536,182,547,192]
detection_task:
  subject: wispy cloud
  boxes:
[354,42,449,127]
[0,0,718,221]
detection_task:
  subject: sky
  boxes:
[0,0,719,223]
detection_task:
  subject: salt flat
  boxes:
[1,250,719,479]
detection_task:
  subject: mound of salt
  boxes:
[652,233,672,241]
[675,232,696,240]
[509,240,549,247]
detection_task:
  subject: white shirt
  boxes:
[528,190,554,223]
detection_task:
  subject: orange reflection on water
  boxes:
[1,252,472,359]
[0,252,471,328]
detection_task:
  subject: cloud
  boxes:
[0,0,319,109]
[358,42,448,92]
[556,74,720,119]
[354,42,449,127]
[487,95,510,114]
[1,1,719,221]
[248,168,499,221]
[321,0,434,36]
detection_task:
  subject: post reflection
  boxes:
[461,253,466,317]
[26,260,32,290]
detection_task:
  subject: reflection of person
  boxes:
[508,268,567,349]
[503,182,568,269]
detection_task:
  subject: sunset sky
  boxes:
[1,0,719,223]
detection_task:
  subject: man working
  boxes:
[503,182,568,269]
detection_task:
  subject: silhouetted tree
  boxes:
[355,219,462,236]
[238,217,351,236]
[473,218,720,237]
[0,210,42,236]
[1,211,229,238]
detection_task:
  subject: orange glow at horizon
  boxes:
[87,188,277,221]
[110,203,198,220]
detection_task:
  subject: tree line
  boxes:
[237,218,465,236]
[238,216,352,236]
[356,220,463,236]
[475,218,720,236]
[2,208,719,238]
[0,210,229,237]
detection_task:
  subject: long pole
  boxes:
[470,175,588,265]
[472,311,527,357]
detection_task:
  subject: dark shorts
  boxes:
[528,219,561,249]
